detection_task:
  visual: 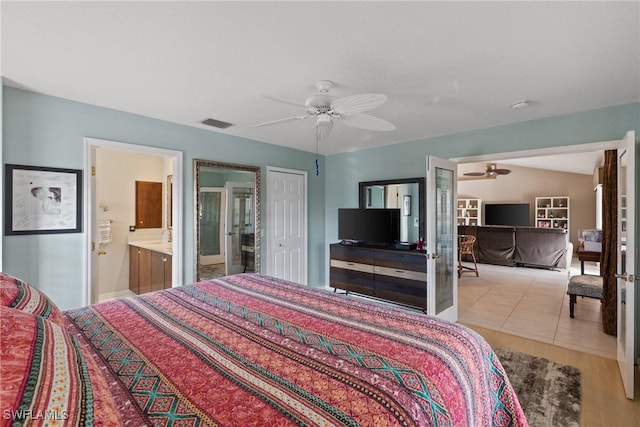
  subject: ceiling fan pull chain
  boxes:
[315,136,320,176]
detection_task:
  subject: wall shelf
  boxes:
[457,198,482,226]
[535,196,570,230]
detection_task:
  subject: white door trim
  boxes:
[83,137,183,306]
[266,166,308,284]
[450,139,621,163]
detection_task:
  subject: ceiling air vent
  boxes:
[200,118,233,129]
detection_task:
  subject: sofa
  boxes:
[458,225,572,270]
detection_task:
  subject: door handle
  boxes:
[227,232,236,236]
[97,250,107,256]
[615,273,638,282]
[429,253,440,259]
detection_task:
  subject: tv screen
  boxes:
[485,203,530,227]
[338,208,400,244]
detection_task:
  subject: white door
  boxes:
[199,187,225,266]
[426,156,458,321]
[617,130,636,400]
[267,168,307,284]
[225,182,254,275]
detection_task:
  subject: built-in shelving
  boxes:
[535,196,570,230]
[457,198,481,226]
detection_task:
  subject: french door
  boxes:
[426,156,458,321]
[617,130,636,400]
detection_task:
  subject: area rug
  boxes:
[495,348,581,427]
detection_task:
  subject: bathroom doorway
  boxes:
[84,138,183,305]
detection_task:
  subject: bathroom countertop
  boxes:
[129,241,173,256]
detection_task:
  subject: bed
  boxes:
[1,272,527,426]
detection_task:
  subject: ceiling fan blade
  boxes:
[254,115,310,128]
[463,172,486,177]
[340,113,396,131]
[458,175,497,181]
[331,94,388,114]
[494,169,511,175]
[263,95,308,109]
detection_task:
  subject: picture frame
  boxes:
[403,195,411,216]
[4,164,83,235]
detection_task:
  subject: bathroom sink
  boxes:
[129,240,173,255]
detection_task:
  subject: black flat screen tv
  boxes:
[484,203,530,227]
[338,208,400,245]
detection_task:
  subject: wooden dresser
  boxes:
[329,243,427,309]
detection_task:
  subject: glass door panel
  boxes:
[617,131,636,400]
[226,182,254,274]
[199,188,225,266]
[427,156,458,321]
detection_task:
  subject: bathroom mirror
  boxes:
[194,159,260,282]
[359,177,425,243]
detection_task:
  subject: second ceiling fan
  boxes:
[461,163,512,180]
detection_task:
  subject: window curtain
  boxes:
[601,149,617,336]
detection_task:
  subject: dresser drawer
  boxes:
[375,250,427,273]
[374,265,427,282]
[331,259,375,274]
[330,245,374,264]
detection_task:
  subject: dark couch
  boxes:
[459,225,571,269]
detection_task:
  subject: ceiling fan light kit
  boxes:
[255,79,396,141]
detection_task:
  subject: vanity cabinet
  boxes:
[150,250,172,292]
[129,244,172,295]
[329,244,427,309]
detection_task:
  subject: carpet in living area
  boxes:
[495,348,581,427]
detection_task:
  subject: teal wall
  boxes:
[325,102,639,355]
[1,87,325,309]
[325,103,640,248]
[2,84,639,336]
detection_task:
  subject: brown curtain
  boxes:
[601,149,617,336]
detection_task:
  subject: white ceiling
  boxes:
[2,1,639,160]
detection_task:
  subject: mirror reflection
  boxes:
[194,159,260,281]
[359,177,424,243]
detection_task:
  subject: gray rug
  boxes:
[495,348,581,427]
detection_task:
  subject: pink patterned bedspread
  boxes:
[65,274,527,426]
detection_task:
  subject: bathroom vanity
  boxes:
[129,242,172,295]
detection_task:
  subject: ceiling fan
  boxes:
[254,80,395,141]
[461,163,512,180]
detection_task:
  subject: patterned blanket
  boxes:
[60,274,527,426]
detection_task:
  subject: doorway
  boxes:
[453,137,630,357]
[83,138,183,306]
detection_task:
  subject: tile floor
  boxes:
[458,258,616,359]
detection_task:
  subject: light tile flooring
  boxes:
[458,259,616,359]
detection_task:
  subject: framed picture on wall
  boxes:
[4,164,83,235]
